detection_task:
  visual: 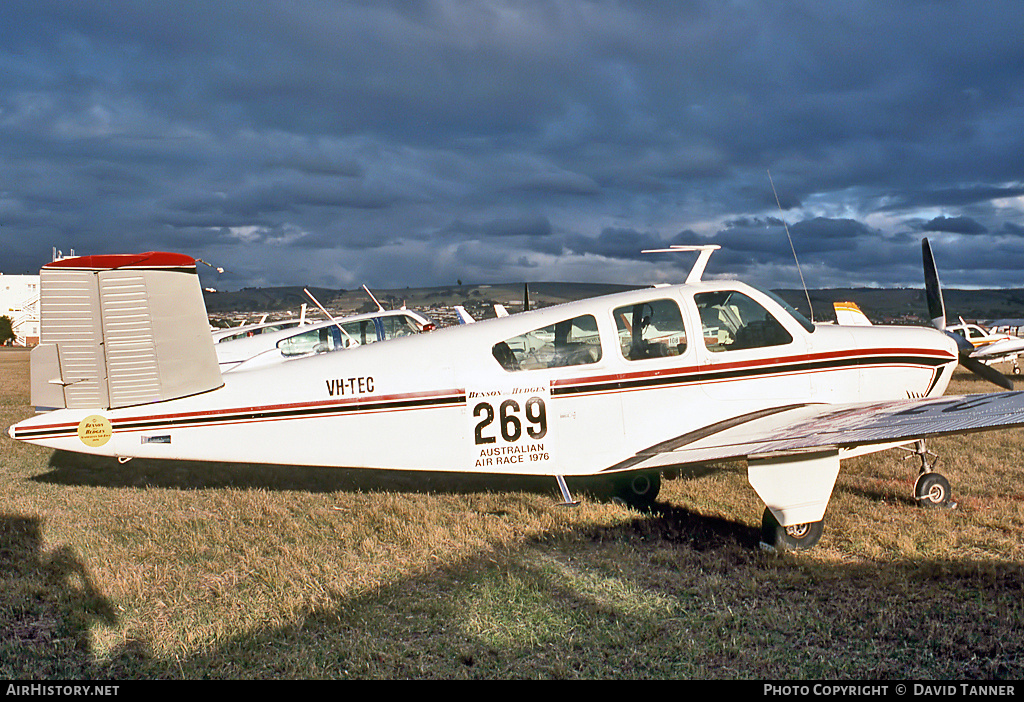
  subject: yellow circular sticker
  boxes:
[78,415,113,447]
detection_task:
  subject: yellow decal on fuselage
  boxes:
[78,415,112,447]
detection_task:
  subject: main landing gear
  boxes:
[555,471,663,511]
[611,471,662,511]
[903,439,956,509]
[760,509,824,551]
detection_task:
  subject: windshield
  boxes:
[750,285,816,334]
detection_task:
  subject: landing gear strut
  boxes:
[904,440,955,509]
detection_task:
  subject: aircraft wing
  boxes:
[619,392,1024,472]
[971,338,1024,360]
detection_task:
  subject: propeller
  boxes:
[922,238,1014,390]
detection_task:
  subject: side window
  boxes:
[614,299,687,360]
[694,290,793,352]
[339,319,378,347]
[492,314,602,372]
[279,327,334,357]
[379,315,420,340]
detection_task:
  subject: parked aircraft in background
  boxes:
[833,301,872,326]
[217,307,434,372]
[947,319,1024,375]
[212,314,308,343]
[11,243,1024,552]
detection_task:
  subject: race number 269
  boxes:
[473,397,547,445]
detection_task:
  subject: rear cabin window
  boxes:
[338,318,379,347]
[613,299,688,360]
[279,327,335,357]
[492,314,602,372]
[278,319,378,357]
[694,290,793,352]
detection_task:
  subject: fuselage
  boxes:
[9,280,959,476]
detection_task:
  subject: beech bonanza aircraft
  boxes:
[10,242,1024,551]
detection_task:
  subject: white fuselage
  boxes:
[10,281,959,476]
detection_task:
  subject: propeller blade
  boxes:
[922,238,946,330]
[923,237,1013,389]
[947,329,976,357]
[960,355,1014,391]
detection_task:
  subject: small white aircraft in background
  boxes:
[11,242,1024,551]
[216,307,434,372]
[212,314,308,344]
[947,319,1024,375]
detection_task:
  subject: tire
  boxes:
[760,508,824,551]
[915,472,951,508]
[612,472,661,511]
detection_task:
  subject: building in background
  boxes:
[1,249,78,346]
[1,273,40,346]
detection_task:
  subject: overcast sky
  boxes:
[2,1,1023,293]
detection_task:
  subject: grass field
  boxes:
[2,346,1024,679]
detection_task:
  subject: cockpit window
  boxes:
[492,314,602,372]
[613,299,687,360]
[695,290,794,352]
[380,315,421,340]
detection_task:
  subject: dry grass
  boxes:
[3,346,1024,679]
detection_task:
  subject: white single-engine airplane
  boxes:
[10,243,1024,551]
[947,319,1024,375]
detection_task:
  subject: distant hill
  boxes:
[203,283,1024,326]
[774,288,1024,325]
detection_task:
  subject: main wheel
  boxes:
[760,508,824,551]
[915,472,951,508]
[612,472,661,511]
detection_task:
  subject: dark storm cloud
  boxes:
[1,1,1023,288]
[920,216,988,236]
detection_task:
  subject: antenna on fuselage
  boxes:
[768,169,814,322]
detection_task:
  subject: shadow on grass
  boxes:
[37,449,569,496]
[4,501,1024,678]
[0,515,133,677]
[8,509,1024,679]
[21,451,1024,678]
[35,450,731,506]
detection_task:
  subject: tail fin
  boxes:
[833,301,872,326]
[31,252,223,410]
[453,306,476,324]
